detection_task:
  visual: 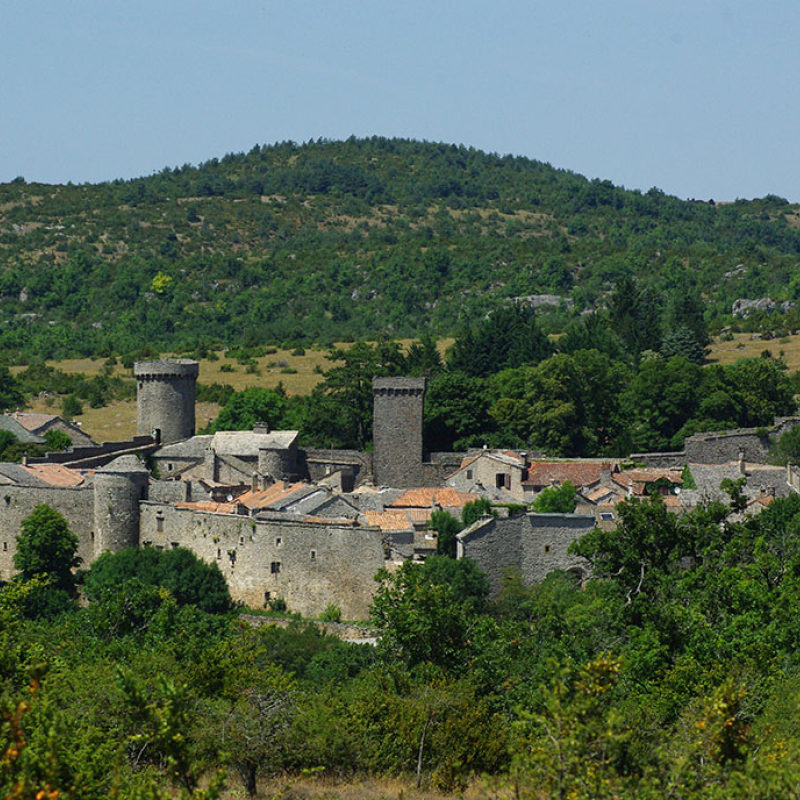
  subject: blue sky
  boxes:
[3,1,800,200]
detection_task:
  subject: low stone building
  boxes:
[8,412,96,448]
[456,512,596,595]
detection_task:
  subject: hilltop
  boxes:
[1,137,799,361]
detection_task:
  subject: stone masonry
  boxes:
[135,359,199,445]
[372,377,427,488]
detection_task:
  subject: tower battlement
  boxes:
[135,359,198,445]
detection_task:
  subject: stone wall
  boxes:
[683,418,800,465]
[0,485,94,582]
[27,436,156,468]
[685,429,772,464]
[138,503,385,620]
[372,377,426,487]
[458,512,595,596]
[304,449,372,488]
[135,360,198,445]
[629,451,687,469]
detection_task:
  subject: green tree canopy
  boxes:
[14,505,81,593]
[84,546,232,614]
[207,386,290,433]
[532,481,578,513]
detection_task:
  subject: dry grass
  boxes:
[707,332,800,370]
[15,339,455,443]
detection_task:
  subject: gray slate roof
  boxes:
[0,416,45,444]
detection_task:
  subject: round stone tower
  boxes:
[93,455,150,557]
[134,359,199,444]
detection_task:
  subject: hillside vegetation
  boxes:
[2,137,800,361]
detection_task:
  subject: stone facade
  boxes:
[629,451,687,469]
[457,512,595,595]
[135,359,199,445]
[0,484,94,582]
[372,377,427,488]
[139,503,384,619]
[93,456,150,558]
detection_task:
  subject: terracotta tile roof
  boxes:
[19,464,86,487]
[747,495,775,509]
[616,469,683,484]
[523,461,619,488]
[237,481,311,510]
[611,469,683,497]
[586,485,624,503]
[390,487,477,509]
[405,508,435,524]
[10,413,60,432]
[175,500,238,514]
[363,510,416,531]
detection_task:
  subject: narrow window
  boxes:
[466,469,473,480]
[156,516,164,533]
[229,550,236,564]
[171,542,179,549]
[168,463,173,471]
[544,545,551,553]
[310,550,316,561]
[271,561,281,574]
[495,473,504,489]
[90,531,95,542]
[217,548,221,559]
[264,591,271,603]
[276,537,282,547]
[2,542,6,552]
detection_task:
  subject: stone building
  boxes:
[7,412,96,448]
[135,359,199,444]
[456,512,596,595]
[372,377,427,487]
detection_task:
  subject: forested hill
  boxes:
[1,136,799,360]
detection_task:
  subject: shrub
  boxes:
[83,546,232,614]
[319,604,342,622]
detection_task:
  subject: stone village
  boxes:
[0,358,798,619]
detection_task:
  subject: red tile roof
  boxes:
[236,481,311,510]
[175,500,238,514]
[19,464,86,487]
[523,461,619,488]
[390,487,477,509]
[363,510,416,531]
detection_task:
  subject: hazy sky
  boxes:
[4,1,799,200]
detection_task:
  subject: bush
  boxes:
[83,546,232,614]
[319,604,342,622]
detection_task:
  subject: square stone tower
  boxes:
[372,377,427,487]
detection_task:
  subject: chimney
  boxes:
[738,450,746,475]
[253,423,270,434]
[252,472,259,492]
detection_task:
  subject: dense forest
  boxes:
[2,137,800,361]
